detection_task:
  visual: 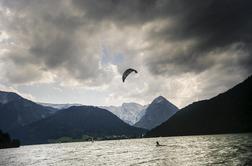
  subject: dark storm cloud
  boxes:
[148,0,252,74]
[1,0,252,107]
[1,0,252,84]
[144,0,252,75]
[29,36,75,68]
[72,0,252,45]
[70,0,252,76]
[72,0,158,25]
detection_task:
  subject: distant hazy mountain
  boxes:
[100,103,147,125]
[0,91,52,132]
[134,96,178,130]
[11,106,146,145]
[39,103,83,110]
[40,102,147,125]
[145,75,252,137]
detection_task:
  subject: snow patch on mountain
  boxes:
[100,103,148,125]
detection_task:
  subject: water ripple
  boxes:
[0,133,251,166]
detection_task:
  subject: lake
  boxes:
[0,133,251,166]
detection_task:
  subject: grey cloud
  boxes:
[5,65,41,84]
[1,0,252,107]
[29,36,75,69]
[72,0,158,25]
[144,0,252,75]
[71,0,252,76]
[1,0,114,85]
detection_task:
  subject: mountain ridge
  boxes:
[11,105,147,145]
[134,96,178,130]
[0,91,52,132]
[145,75,252,137]
[100,103,148,125]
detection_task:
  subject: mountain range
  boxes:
[0,90,178,145]
[11,106,146,145]
[134,96,178,130]
[146,75,252,137]
[1,74,251,145]
[39,97,177,130]
[100,103,148,125]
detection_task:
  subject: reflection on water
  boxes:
[0,133,251,166]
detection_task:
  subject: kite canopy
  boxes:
[122,68,138,82]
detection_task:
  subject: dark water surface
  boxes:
[0,133,251,165]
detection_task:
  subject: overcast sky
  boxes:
[0,0,251,108]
